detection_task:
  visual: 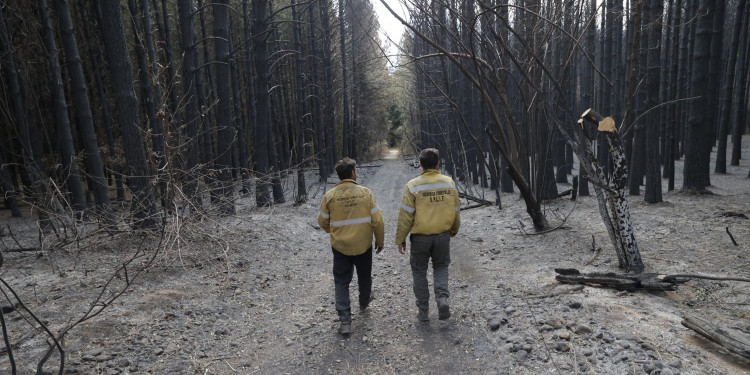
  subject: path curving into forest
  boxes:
[286,150,501,374]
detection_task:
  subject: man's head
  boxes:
[419,148,440,169]
[335,158,357,180]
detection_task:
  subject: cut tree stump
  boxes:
[682,315,750,360]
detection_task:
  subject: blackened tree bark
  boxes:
[0,150,21,217]
[252,0,284,205]
[55,0,111,215]
[730,4,750,166]
[622,0,642,196]
[140,0,170,205]
[644,0,663,203]
[195,0,216,179]
[0,3,52,229]
[99,0,158,227]
[159,0,180,116]
[242,0,269,204]
[715,0,746,173]
[227,27,250,194]
[319,0,339,172]
[683,0,713,192]
[292,0,307,203]
[665,0,682,190]
[83,2,125,201]
[705,0,725,147]
[128,0,169,206]
[212,0,236,215]
[177,0,202,206]
[339,0,351,158]
[39,0,87,214]
[308,1,327,181]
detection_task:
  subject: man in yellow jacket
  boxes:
[396,148,460,322]
[319,158,385,334]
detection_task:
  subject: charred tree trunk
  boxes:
[581,110,644,273]
[84,2,125,201]
[128,0,169,207]
[252,0,284,205]
[339,0,351,158]
[242,0,268,204]
[683,0,714,192]
[307,1,327,181]
[664,0,682,191]
[227,27,250,194]
[176,0,202,207]
[320,0,338,173]
[0,151,21,217]
[644,0,663,203]
[39,0,87,215]
[158,0,180,117]
[292,0,307,203]
[100,0,158,228]
[55,0,111,216]
[730,4,750,167]
[212,0,236,215]
[715,0,746,173]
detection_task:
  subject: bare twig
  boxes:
[726,227,739,246]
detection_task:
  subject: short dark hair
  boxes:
[335,158,356,180]
[419,148,440,169]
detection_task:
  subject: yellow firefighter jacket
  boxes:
[395,169,461,244]
[318,179,385,255]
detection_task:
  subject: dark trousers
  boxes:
[332,247,373,322]
[410,232,451,310]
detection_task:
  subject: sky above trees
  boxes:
[373,0,407,64]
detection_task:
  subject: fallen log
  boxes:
[460,203,490,211]
[557,189,572,198]
[555,268,750,292]
[555,268,689,291]
[458,192,494,206]
[682,315,750,360]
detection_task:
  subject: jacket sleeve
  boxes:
[318,194,331,233]
[450,186,461,235]
[370,193,385,248]
[395,184,415,244]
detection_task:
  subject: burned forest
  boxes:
[0,0,749,373]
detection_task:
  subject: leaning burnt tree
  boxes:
[383,1,550,229]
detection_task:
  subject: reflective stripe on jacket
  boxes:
[395,170,461,244]
[318,179,385,255]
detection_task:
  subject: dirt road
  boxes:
[1,147,749,374]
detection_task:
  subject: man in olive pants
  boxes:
[396,148,461,322]
[319,158,385,334]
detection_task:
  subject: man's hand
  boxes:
[398,243,407,254]
[450,233,456,238]
[375,246,383,254]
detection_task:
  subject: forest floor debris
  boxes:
[0,147,749,374]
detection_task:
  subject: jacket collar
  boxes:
[421,169,440,176]
[336,179,358,186]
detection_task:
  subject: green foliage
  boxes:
[387,104,403,147]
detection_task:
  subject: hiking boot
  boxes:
[339,322,352,335]
[418,308,429,323]
[360,294,374,310]
[437,298,451,320]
